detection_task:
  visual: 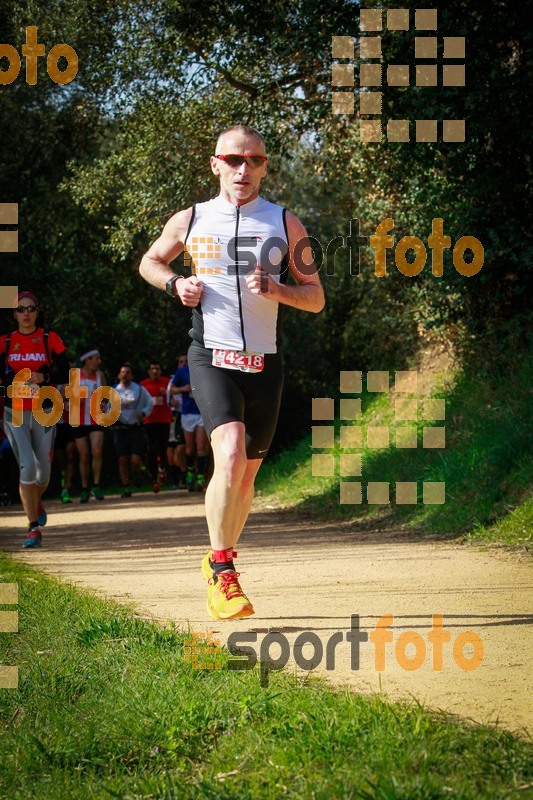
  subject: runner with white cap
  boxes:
[73,347,106,502]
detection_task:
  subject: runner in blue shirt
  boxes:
[170,363,209,491]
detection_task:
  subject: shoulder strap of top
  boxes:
[43,331,51,364]
[184,204,196,246]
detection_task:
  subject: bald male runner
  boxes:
[139,125,325,619]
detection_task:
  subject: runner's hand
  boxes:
[245,266,276,298]
[177,276,203,307]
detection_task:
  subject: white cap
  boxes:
[80,348,100,363]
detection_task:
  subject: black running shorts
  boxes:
[73,424,105,439]
[188,342,284,459]
[54,422,75,450]
[113,426,147,457]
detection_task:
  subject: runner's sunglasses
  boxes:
[15,305,38,313]
[215,154,267,169]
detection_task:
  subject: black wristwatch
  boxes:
[165,275,181,296]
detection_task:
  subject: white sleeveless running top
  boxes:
[79,369,103,425]
[184,195,289,353]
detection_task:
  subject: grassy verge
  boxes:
[256,353,532,548]
[466,495,533,548]
[1,555,532,799]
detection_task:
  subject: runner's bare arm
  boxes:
[139,207,204,306]
[245,211,325,313]
[139,207,191,288]
[170,383,191,395]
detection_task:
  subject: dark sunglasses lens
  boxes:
[16,305,37,312]
[224,156,245,168]
[219,155,265,168]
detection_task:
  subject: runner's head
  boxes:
[148,361,162,379]
[14,291,40,331]
[211,125,267,206]
[80,348,101,370]
[118,362,133,385]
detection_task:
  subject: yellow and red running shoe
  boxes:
[201,550,254,620]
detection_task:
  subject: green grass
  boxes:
[1,554,532,799]
[467,495,533,548]
[257,354,533,548]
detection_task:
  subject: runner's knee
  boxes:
[19,462,37,483]
[78,448,90,465]
[213,446,247,484]
[35,461,52,486]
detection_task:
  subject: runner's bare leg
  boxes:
[90,430,104,485]
[205,421,261,550]
[233,458,263,546]
[19,482,39,524]
[75,436,91,487]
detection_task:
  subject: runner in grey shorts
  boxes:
[3,408,56,487]
[0,291,70,547]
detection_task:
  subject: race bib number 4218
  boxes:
[212,349,264,373]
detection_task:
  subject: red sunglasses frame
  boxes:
[215,154,268,168]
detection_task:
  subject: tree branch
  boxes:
[197,49,306,98]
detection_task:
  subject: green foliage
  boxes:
[0,0,530,445]
[468,496,533,549]
[322,0,532,332]
[257,346,533,545]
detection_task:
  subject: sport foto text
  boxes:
[6,368,120,427]
[0,26,78,86]
[227,614,484,687]
[198,218,483,279]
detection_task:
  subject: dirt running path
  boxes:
[1,493,531,735]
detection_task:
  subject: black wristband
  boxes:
[165,275,182,296]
